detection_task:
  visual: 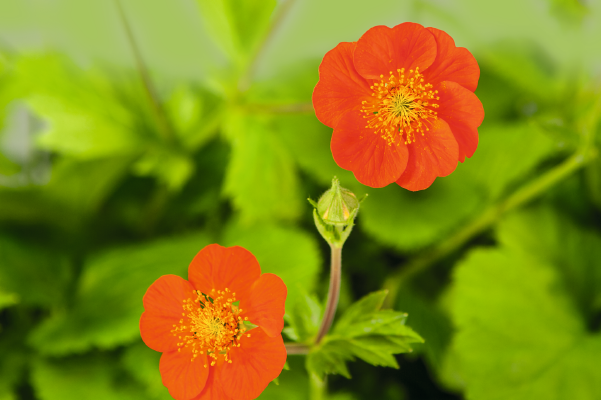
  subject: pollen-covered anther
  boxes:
[170,288,248,365]
[361,66,438,146]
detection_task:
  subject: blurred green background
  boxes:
[1,0,601,399]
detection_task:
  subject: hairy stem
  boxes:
[383,146,598,308]
[285,343,310,355]
[309,372,326,400]
[114,0,175,142]
[315,245,342,344]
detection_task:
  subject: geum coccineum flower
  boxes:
[313,22,484,190]
[140,244,287,400]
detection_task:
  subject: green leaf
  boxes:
[0,289,18,310]
[257,357,309,400]
[284,291,323,342]
[308,290,423,379]
[0,236,72,308]
[31,354,146,400]
[132,146,195,192]
[462,122,558,200]
[122,341,173,400]
[13,55,143,159]
[28,231,212,356]
[360,170,484,251]
[195,0,276,65]
[222,221,320,309]
[223,113,301,223]
[447,243,601,399]
[0,152,20,175]
[496,206,601,324]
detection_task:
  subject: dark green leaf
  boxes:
[28,232,211,355]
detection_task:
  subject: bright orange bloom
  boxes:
[313,22,484,190]
[140,244,287,400]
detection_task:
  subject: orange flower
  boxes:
[313,22,484,190]
[140,244,287,400]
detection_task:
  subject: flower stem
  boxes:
[383,146,598,308]
[309,372,326,400]
[114,0,175,143]
[285,343,309,355]
[315,244,342,344]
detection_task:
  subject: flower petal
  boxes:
[244,273,287,337]
[312,41,372,128]
[423,27,480,92]
[331,110,408,188]
[395,118,458,191]
[354,23,437,80]
[160,350,209,400]
[218,329,287,400]
[188,244,261,302]
[140,275,194,352]
[193,365,232,400]
[437,80,485,162]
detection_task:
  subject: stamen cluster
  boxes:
[171,288,249,367]
[360,67,439,146]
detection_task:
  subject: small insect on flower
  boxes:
[140,244,287,400]
[313,22,484,191]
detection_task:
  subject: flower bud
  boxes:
[309,177,366,248]
[316,177,359,226]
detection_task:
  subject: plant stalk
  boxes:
[315,244,342,344]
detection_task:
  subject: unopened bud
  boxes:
[308,177,366,248]
[316,177,359,225]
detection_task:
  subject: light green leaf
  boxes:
[132,146,195,192]
[447,245,601,400]
[28,232,211,355]
[223,113,301,223]
[222,221,320,309]
[496,206,601,324]
[333,290,388,335]
[196,0,276,65]
[307,340,353,379]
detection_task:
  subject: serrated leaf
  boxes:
[333,290,388,334]
[447,242,601,400]
[223,113,301,222]
[28,232,211,355]
[222,221,320,309]
[307,340,353,379]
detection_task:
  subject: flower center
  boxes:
[171,288,249,367]
[360,67,439,145]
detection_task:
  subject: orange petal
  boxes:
[437,80,485,162]
[218,329,287,400]
[312,41,372,128]
[245,273,287,337]
[422,27,480,93]
[160,350,209,400]
[354,23,437,80]
[188,244,261,302]
[331,110,408,188]
[396,118,458,191]
[193,365,232,400]
[140,275,194,352]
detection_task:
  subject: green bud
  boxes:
[308,177,366,248]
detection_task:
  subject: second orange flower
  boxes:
[313,22,484,191]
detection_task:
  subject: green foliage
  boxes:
[28,232,211,356]
[222,113,302,222]
[445,206,601,399]
[0,151,19,175]
[195,0,276,67]
[222,221,320,308]
[283,291,323,343]
[307,291,423,379]
[122,341,172,400]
